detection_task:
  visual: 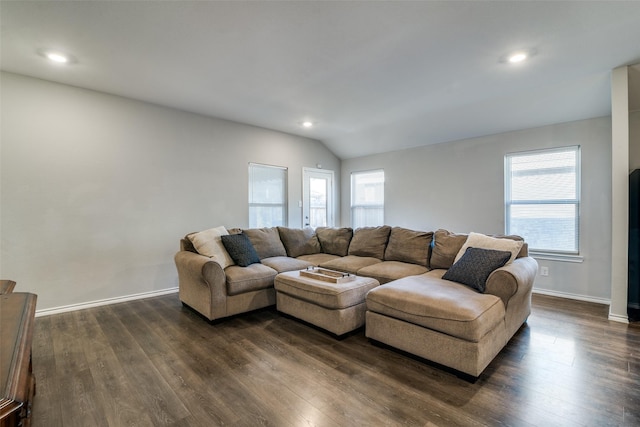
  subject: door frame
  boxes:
[302,167,335,228]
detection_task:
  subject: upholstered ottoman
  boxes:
[274,270,379,336]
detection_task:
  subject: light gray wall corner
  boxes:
[0,71,339,310]
[342,117,613,302]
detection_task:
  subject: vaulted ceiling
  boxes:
[2,1,640,159]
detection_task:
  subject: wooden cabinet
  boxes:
[0,293,37,427]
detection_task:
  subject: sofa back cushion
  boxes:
[181,227,241,252]
[348,226,392,260]
[187,226,235,269]
[316,227,353,256]
[453,232,524,265]
[431,229,527,269]
[181,235,197,253]
[495,235,529,258]
[430,229,472,269]
[384,227,433,267]
[243,227,287,259]
[277,227,322,258]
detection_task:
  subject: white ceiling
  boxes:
[2,1,640,159]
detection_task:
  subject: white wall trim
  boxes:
[608,312,630,324]
[533,289,631,323]
[532,287,610,305]
[610,65,630,321]
[531,253,584,263]
[35,287,179,317]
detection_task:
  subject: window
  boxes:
[249,163,287,228]
[505,146,580,254]
[351,169,384,228]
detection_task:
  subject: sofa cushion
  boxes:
[244,227,288,259]
[316,227,353,256]
[277,227,322,257]
[181,234,197,253]
[261,256,314,273]
[357,261,429,284]
[348,226,392,259]
[384,227,433,267]
[187,226,235,269]
[296,253,341,266]
[430,229,468,269]
[319,255,382,275]
[491,234,528,258]
[366,273,505,342]
[443,247,512,293]
[225,263,278,296]
[221,233,261,267]
[454,232,523,265]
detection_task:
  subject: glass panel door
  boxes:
[303,168,334,228]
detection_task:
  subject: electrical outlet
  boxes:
[540,266,549,276]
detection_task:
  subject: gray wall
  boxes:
[341,117,612,301]
[0,72,340,311]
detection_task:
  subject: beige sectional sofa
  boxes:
[175,226,429,321]
[174,225,537,377]
[365,229,537,377]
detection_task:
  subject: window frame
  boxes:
[248,162,288,228]
[350,169,385,228]
[504,146,581,257]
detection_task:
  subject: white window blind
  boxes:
[351,169,384,228]
[249,163,287,228]
[505,146,580,254]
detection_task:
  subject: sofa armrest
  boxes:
[485,256,538,308]
[174,250,227,320]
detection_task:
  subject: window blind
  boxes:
[505,146,580,254]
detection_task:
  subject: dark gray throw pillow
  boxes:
[221,233,260,267]
[442,247,511,293]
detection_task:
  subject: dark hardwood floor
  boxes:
[30,293,640,426]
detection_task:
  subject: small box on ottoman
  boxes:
[274,269,380,336]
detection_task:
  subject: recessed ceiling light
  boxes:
[302,121,314,128]
[38,49,76,64]
[508,52,528,63]
[47,52,69,63]
[500,48,537,65]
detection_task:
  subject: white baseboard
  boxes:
[35,287,179,317]
[33,286,628,319]
[532,288,611,305]
[608,312,630,324]
[533,288,633,323]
